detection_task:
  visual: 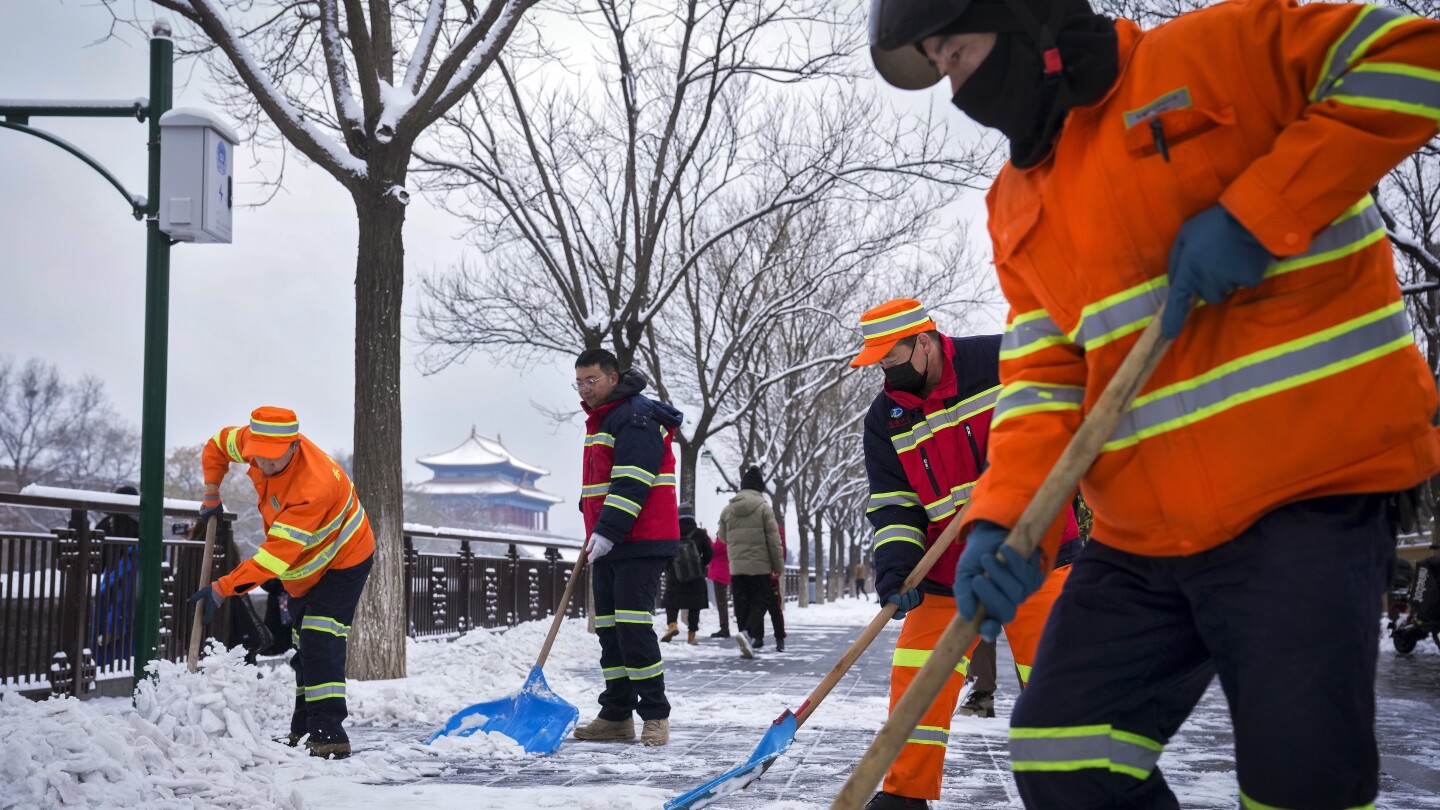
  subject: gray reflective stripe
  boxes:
[872,524,925,551]
[611,465,656,485]
[250,420,299,437]
[1312,5,1416,101]
[1010,729,1162,778]
[654,473,677,487]
[867,491,921,512]
[907,726,950,746]
[861,303,931,339]
[1121,86,1193,128]
[1001,310,1071,360]
[923,483,973,521]
[1106,304,1413,451]
[585,433,615,447]
[616,610,652,624]
[582,483,609,498]
[889,386,1002,454]
[300,616,350,637]
[603,493,642,517]
[1071,282,1165,351]
[626,661,664,680]
[594,614,617,628]
[295,686,304,696]
[1268,197,1386,276]
[303,682,346,702]
[993,383,1086,427]
[268,522,312,546]
[295,488,357,552]
[282,504,366,581]
[1325,65,1440,119]
[601,666,626,680]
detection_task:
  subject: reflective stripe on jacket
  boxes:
[969,0,1440,556]
[865,334,1080,589]
[581,378,683,558]
[204,427,374,598]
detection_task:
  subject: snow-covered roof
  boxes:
[417,428,549,476]
[410,478,564,504]
[19,484,211,513]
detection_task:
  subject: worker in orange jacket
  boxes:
[188,406,374,759]
[870,0,1440,808]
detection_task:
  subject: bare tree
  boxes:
[111,0,541,678]
[414,0,992,377]
[0,357,139,492]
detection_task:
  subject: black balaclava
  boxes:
[943,0,1119,168]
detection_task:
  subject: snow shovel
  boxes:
[187,515,218,673]
[832,308,1174,810]
[426,548,588,754]
[665,495,976,808]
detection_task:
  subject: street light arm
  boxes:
[0,120,146,218]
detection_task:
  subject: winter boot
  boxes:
[775,636,785,653]
[305,740,352,760]
[275,733,302,748]
[958,689,996,718]
[641,718,670,746]
[710,629,730,638]
[687,631,697,645]
[736,633,755,659]
[661,622,680,643]
[573,716,636,742]
[863,791,930,810]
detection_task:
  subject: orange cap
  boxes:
[850,298,938,368]
[242,406,300,459]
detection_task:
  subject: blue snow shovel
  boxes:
[665,507,971,810]
[427,549,588,754]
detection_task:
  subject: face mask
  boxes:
[884,341,930,395]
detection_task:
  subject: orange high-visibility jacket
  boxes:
[204,426,374,597]
[968,0,1440,557]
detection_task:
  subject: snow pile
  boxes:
[0,644,305,809]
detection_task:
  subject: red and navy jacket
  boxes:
[582,369,683,559]
[864,334,1079,594]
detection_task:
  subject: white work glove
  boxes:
[586,532,614,561]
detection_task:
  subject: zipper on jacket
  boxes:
[918,446,942,499]
[964,423,985,474]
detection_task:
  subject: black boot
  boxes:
[864,792,929,810]
[775,636,785,652]
[710,629,730,638]
[958,689,996,718]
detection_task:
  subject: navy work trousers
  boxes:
[592,555,670,721]
[288,555,373,744]
[1011,494,1395,810]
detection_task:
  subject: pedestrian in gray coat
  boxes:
[718,465,783,658]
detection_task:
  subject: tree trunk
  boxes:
[677,438,699,507]
[797,505,810,608]
[812,511,825,605]
[347,190,409,681]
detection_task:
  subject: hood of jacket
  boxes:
[726,488,766,518]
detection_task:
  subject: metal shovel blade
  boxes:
[664,710,798,810]
[426,665,579,755]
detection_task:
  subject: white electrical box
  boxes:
[158,108,239,244]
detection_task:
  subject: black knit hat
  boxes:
[741,466,766,493]
[678,502,696,521]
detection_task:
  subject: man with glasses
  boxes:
[853,299,1079,810]
[571,348,685,747]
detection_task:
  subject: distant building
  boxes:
[412,429,562,531]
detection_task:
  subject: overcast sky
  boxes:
[0,2,1000,541]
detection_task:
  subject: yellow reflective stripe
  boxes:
[1311,5,1419,102]
[253,548,291,576]
[281,504,366,581]
[992,381,1085,429]
[889,385,1002,453]
[1016,662,1032,687]
[601,665,627,680]
[1326,62,1440,120]
[218,429,244,463]
[299,615,350,637]
[582,483,610,498]
[1001,308,1073,361]
[872,524,926,552]
[1266,198,1387,278]
[303,681,346,702]
[626,660,664,680]
[867,491,922,513]
[268,522,311,546]
[1067,277,1166,351]
[892,647,968,674]
[611,465,657,485]
[585,433,616,448]
[1241,789,1373,810]
[615,610,652,624]
[861,302,931,339]
[654,473,677,487]
[907,725,950,747]
[603,493,642,517]
[1010,724,1164,781]
[594,614,616,628]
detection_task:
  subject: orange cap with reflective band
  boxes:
[243,406,299,459]
[850,298,938,368]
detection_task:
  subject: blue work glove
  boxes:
[886,588,923,620]
[1161,204,1273,339]
[953,520,1045,642]
[874,565,923,621]
[188,584,224,625]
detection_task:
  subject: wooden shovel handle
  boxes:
[536,547,589,669]
[831,310,1173,810]
[188,515,218,673]
[793,502,970,727]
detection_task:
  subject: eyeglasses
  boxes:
[572,376,607,392]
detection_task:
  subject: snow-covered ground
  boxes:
[2,596,1437,809]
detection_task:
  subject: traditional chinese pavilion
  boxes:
[413,429,562,531]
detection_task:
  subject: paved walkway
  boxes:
[364,615,1440,808]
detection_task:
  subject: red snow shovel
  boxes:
[427,548,588,754]
[666,492,975,808]
[832,308,1174,809]
[187,516,218,673]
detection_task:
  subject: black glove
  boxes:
[199,490,225,522]
[188,584,224,625]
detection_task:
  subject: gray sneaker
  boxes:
[736,633,755,659]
